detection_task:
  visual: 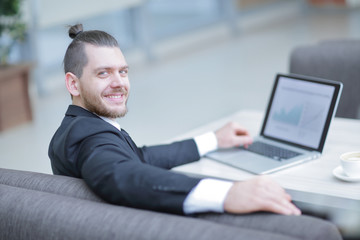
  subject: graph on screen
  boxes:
[272,102,325,131]
[272,105,303,126]
[264,76,335,148]
[299,103,325,131]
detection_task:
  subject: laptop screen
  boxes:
[261,74,342,152]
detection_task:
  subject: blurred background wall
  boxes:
[1,0,360,173]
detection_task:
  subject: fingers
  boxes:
[215,122,253,148]
[223,176,301,216]
[259,176,301,216]
[231,123,250,137]
[230,122,253,147]
[263,192,301,216]
[234,135,253,147]
[268,198,302,216]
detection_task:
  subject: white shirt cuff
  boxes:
[183,178,233,214]
[194,132,218,156]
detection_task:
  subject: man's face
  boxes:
[76,44,130,119]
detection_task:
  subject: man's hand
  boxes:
[215,122,253,148]
[215,123,300,215]
[224,176,301,215]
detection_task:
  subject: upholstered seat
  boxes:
[289,39,360,119]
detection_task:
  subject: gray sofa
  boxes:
[0,167,254,240]
[0,168,344,240]
[0,169,345,240]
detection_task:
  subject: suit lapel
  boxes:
[120,129,138,153]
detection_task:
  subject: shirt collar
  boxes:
[99,116,121,131]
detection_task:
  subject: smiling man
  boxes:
[48,24,341,240]
[66,44,129,119]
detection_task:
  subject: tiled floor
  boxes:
[1,3,360,174]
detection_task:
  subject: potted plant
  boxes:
[0,0,26,64]
[0,0,32,131]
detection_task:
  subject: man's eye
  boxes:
[98,71,109,77]
[120,69,128,75]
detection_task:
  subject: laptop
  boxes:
[206,73,343,174]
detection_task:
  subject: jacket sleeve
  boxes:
[77,133,201,215]
[138,139,201,169]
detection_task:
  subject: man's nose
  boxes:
[110,73,126,88]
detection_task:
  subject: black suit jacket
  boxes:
[48,105,201,214]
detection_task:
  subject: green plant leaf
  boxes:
[0,0,21,16]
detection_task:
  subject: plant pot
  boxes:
[0,63,33,131]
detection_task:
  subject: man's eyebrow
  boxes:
[119,65,129,70]
[120,65,129,71]
[94,65,129,72]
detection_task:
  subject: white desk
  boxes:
[172,110,360,236]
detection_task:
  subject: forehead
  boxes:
[84,44,127,68]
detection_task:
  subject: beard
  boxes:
[82,87,129,119]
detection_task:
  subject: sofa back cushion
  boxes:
[0,183,242,240]
[289,39,360,119]
[0,168,104,202]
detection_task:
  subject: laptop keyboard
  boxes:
[244,141,301,161]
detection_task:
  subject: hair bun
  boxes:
[68,24,84,39]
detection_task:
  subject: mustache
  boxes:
[105,87,128,95]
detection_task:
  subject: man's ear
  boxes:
[65,72,80,97]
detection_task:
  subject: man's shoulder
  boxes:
[50,105,122,150]
[59,112,119,141]
[49,107,124,175]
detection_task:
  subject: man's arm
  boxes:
[78,134,201,214]
[137,121,253,169]
[138,139,201,169]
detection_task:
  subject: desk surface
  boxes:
[172,110,360,201]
